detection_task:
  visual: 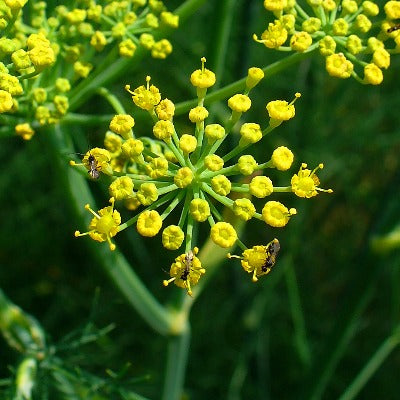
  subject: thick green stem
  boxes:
[162,325,191,400]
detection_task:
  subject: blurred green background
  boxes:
[1,0,400,399]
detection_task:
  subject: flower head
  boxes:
[72,60,331,294]
[255,1,394,84]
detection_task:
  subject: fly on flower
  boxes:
[87,152,100,180]
[228,238,281,282]
[163,248,205,296]
[387,24,400,33]
[70,147,112,180]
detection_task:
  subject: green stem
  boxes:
[162,325,191,400]
[48,125,173,336]
[284,261,311,367]
[96,87,127,114]
[338,330,400,400]
[61,113,115,125]
[174,48,318,115]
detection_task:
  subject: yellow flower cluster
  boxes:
[0,0,178,136]
[255,0,399,84]
[73,59,332,294]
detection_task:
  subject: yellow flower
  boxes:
[153,120,174,140]
[290,31,313,52]
[75,198,121,251]
[188,106,209,123]
[291,163,333,197]
[160,11,179,28]
[90,31,107,51]
[262,201,296,227]
[162,225,184,250]
[204,154,224,171]
[332,18,349,36]
[373,48,390,69]
[204,124,225,142]
[4,0,28,10]
[210,222,237,248]
[363,1,379,17]
[354,14,372,33]
[232,198,256,221]
[302,17,322,34]
[325,53,353,79]
[179,134,197,154]
[28,45,56,69]
[119,38,137,57]
[136,210,163,237]
[239,123,262,144]
[139,33,155,50]
[190,199,211,222]
[82,148,112,177]
[146,157,169,179]
[254,20,288,49]
[0,90,13,113]
[363,63,383,85]
[155,99,175,120]
[263,0,287,11]
[238,155,258,175]
[228,94,251,113]
[249,176,274,198]
[15,123,35,140]
[319,36,336,56]
[266,93,300,126]
[271,146,294,171]
[53,95,69,115]
[137,183,159,205]
[163,248,205,296]
[0,73,23,96]
[121,138,144,158]
[245,67,264,90]
[346,35,363,55]
[151,39,173,59]
[74,61,92,78]
[174,167,194,188]
[230,238,280,282]
[190,57,216,89]
[384,1,400,19]
[109,114,135,139]
[109,177,134,200]
[125,76,161,110]
[211,175,231,196]
[104,131,122,155]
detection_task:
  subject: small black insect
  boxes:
[387,24,400,33]
[180,250,194,281]
[87,153,100,180]
[261,239,280,273]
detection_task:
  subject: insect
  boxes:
[387,24,400,33]
[87,152,100,180]
[261,238,280,273]
[181,250,194,281]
